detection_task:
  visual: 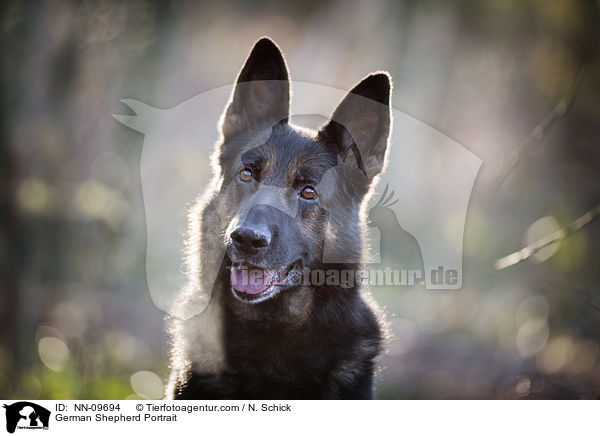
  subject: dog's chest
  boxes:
[224,321,340,397]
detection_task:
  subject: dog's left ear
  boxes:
[318,72,391,181]
[221,37,290,141]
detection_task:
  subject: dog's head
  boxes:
[214,38,391,308]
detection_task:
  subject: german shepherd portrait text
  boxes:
[167,37,392,399]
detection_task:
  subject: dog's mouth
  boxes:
[229,259,303,303]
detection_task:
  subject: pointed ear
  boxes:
[318,72,392,181]
[220,37,290,141]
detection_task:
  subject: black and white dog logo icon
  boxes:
[3,402,50,433]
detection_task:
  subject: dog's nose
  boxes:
[230,225,271,253]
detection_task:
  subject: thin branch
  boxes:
[495,32,599,187]
[494,203,600,270]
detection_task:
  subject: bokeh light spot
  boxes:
[38,337,70,372]
[130,370,164,399]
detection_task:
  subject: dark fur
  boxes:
[167,38,391,399]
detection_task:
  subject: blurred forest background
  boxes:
[1,0,599,399]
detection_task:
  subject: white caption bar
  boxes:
[1,400,595,435]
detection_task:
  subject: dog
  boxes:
[166,37,391,399]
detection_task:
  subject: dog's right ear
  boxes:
[220,37,290,141]
[318,72,392,181]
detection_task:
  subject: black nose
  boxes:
[230,225,271,253]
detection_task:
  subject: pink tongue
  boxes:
[231,265,274,294]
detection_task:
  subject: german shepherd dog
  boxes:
[166,37,391,399]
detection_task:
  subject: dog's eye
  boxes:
[300,186,318,200]
[239,168,253,183]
